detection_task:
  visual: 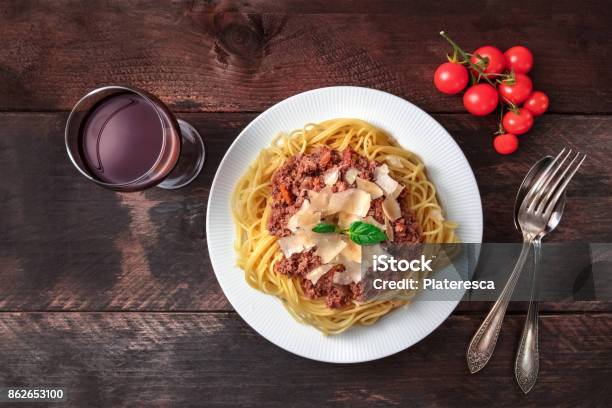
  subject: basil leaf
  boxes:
[312,223,338,234]
[348,221,387,245]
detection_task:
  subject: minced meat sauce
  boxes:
[269,147,421,308]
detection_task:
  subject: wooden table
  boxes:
[1,1,611,406]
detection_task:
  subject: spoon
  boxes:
[513,156,566,393]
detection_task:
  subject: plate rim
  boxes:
[206,86,483,363]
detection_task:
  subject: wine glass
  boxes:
[65,85,205,191]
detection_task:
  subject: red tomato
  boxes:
[470,46,506,74]
[504,46,533,74]
[463,84,499,116]
[434,62,469,94]
[494,133,519,155]
[524,91,549,116]
[498,73,533,105]
[502,108,534,135]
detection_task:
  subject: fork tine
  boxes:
[544,153,586,216]
[528,149,572,212]
[520,148,566,212]
[536,151,580,213]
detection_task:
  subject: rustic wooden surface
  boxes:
[1,112,611,312]
[0,313,610,407]
[0,0,611,406]
[0,1,610,114]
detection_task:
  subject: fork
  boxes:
[466,148,586,374]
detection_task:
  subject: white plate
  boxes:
[206,86,482,363]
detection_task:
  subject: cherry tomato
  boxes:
[524,91,549,116]
[498,73,533,105]
[502,108,534,135]
[470,46,506,74]
[494,133,519,155]
[463,84,499,116]
[434,62,469,94]
[504,46,533,74]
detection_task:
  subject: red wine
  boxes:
[79,92,179,187]
[66,86,203,191]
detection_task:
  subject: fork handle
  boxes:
[515,239,541,393]
[467,239,531,373]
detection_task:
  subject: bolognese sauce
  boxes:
[268,147,421,308]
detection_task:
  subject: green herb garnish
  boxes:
[311,222,339,234]
[348,221,388,245]
[311,221,387,246]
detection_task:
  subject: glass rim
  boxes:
[64,85,172,188]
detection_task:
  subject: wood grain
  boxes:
[0,312,609,407]
[1,112,611,311]
[0,0,610,113]
[0,1,610,405]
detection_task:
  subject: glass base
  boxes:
[158,119,205,189]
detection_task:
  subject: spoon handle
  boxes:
[467,240,531,373]
[515,239,541,393]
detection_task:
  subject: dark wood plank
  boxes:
[1,112,611,311]
[0,112,236,311]
[456,301,612,313]
[0,1,610,113]
[0,312,609,407]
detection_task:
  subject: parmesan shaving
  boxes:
[356,177,384,199]
[365,216,385,230]
[315,234,348,263]
[341,239,362,263]
[385,217,394,242]
[385,154,404,167]
[323,167,340,186]
[324,189,371,217]
[390,183,404,199]
[277,230,316,258]
[374,163,389,177]
[306,264,335,285]
[344,167,360,185]
[286,200,321,232]
[338,212,362,230]
[382,195,401,221]
[374,164,399,195]
[333,258,362,285]
[308,186,332,212]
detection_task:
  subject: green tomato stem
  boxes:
[439,31,496,87]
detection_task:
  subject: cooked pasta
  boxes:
[232,118,458,334]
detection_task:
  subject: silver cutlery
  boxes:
[512,156,566,393]
[467,148,586,375]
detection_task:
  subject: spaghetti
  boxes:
[231,118,458,334]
